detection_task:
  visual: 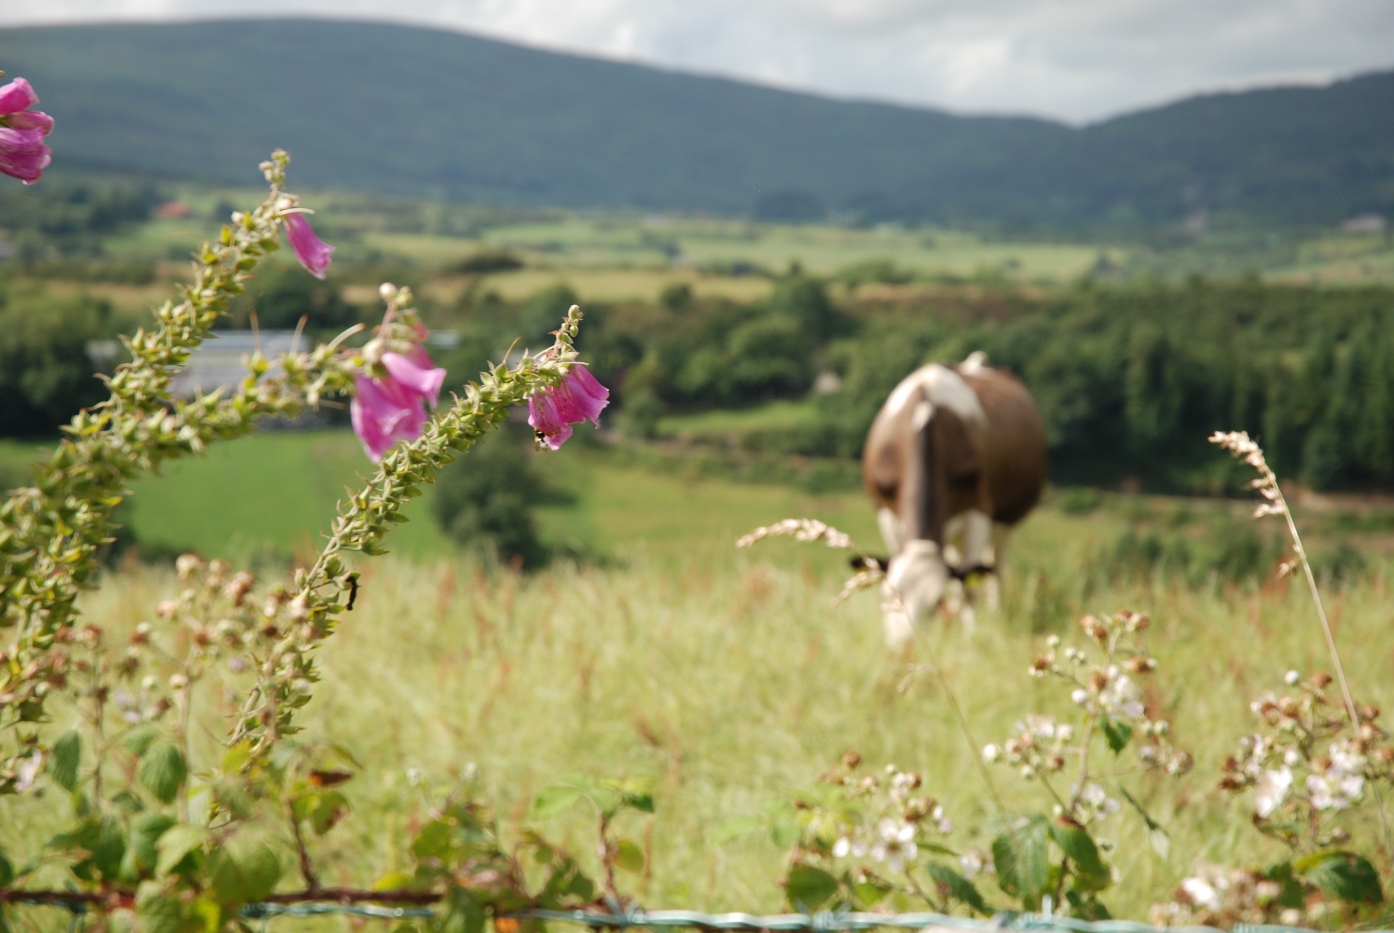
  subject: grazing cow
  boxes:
[862,352,1047,645]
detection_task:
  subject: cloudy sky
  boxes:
[4,0,1392,122]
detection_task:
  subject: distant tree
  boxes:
[0,289,112,437]
[228,265,360,334]
[659,282,692,312]
[453,249,524,274]
[431,428,548,567]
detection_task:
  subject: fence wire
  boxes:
[4,896,1346,933]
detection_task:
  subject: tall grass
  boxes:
[56,540,1394,920]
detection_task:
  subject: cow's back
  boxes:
[961,369,1047,526]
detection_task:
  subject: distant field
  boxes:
[659,400,822,445]
[0,432,878,568]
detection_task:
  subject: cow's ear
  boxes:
[934,409,980,480]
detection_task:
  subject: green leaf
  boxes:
[1100,719,1133,754]
[605,776,656,813]
[60,817,126,882]
[928,863,988,914]
[0,846,14,888]
[412,820,454,861]
[770,819,801,849]
[374,870,415,892]
[613,838,645,874]
[785,864,839,911]
[50,731,81,792]
[532,785,588,819]
[124,724,162,757]
[207,844,281,905]
[156,824,208,876]
[435,885,485,933]
[1295,850,1383,905]
[135,891,203,933]
[1065,890,1112,920]
[308,790,349,835]
[1262,861,1308,909]
[991,815,1051,908]
[1049,822,1110,892]
[852,874,894,908]
[138,741,188,804]
[122,812,176,881]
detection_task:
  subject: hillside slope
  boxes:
[1,19,1390,228]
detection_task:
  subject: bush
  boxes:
[431,428,550,567]
[452,248,524,274]
[227,265,362,335]
[0,288,113,437]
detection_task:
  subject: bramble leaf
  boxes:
[156,824,207,876]
[1295,850,1383,905]
[50,731,81,792]
[928,863,988,914]
[122,812,176,881]
[532,785,587,819]
[412,820,453,861]
[436,886,485,933]
[374,870,415,891]
[1049,821,1110,892]
[135,890,204,933]
[124,724,162,757]
[785,864,839,910]
[614,838,645,873]
[992,815,1050,908]
[207,844,281,905]
[1100,719,1133,754]
[138,741,188,803]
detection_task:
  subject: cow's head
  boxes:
[881,538,950,646]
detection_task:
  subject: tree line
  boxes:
[3,266,1392,494]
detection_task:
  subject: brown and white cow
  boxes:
[862,352,1047,645]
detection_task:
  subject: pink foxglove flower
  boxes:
[0,78,53,185]
[528,364,610,450]
[350,348,447,461]
[284,212,335,279]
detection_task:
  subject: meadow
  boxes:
[6,425,1394,922]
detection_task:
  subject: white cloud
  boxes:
[2,0,1391,121]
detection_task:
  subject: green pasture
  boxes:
[658,400,822,445]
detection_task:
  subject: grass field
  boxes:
[42,485,1394,919]
[4,427,1394,921]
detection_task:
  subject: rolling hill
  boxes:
[1,19,1391,229]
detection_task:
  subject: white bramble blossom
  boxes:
[1221,672,1393,836]
[1152,864,1307,928]
[1253,767,1292,818]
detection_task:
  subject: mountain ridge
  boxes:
[1,18,1390,229]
